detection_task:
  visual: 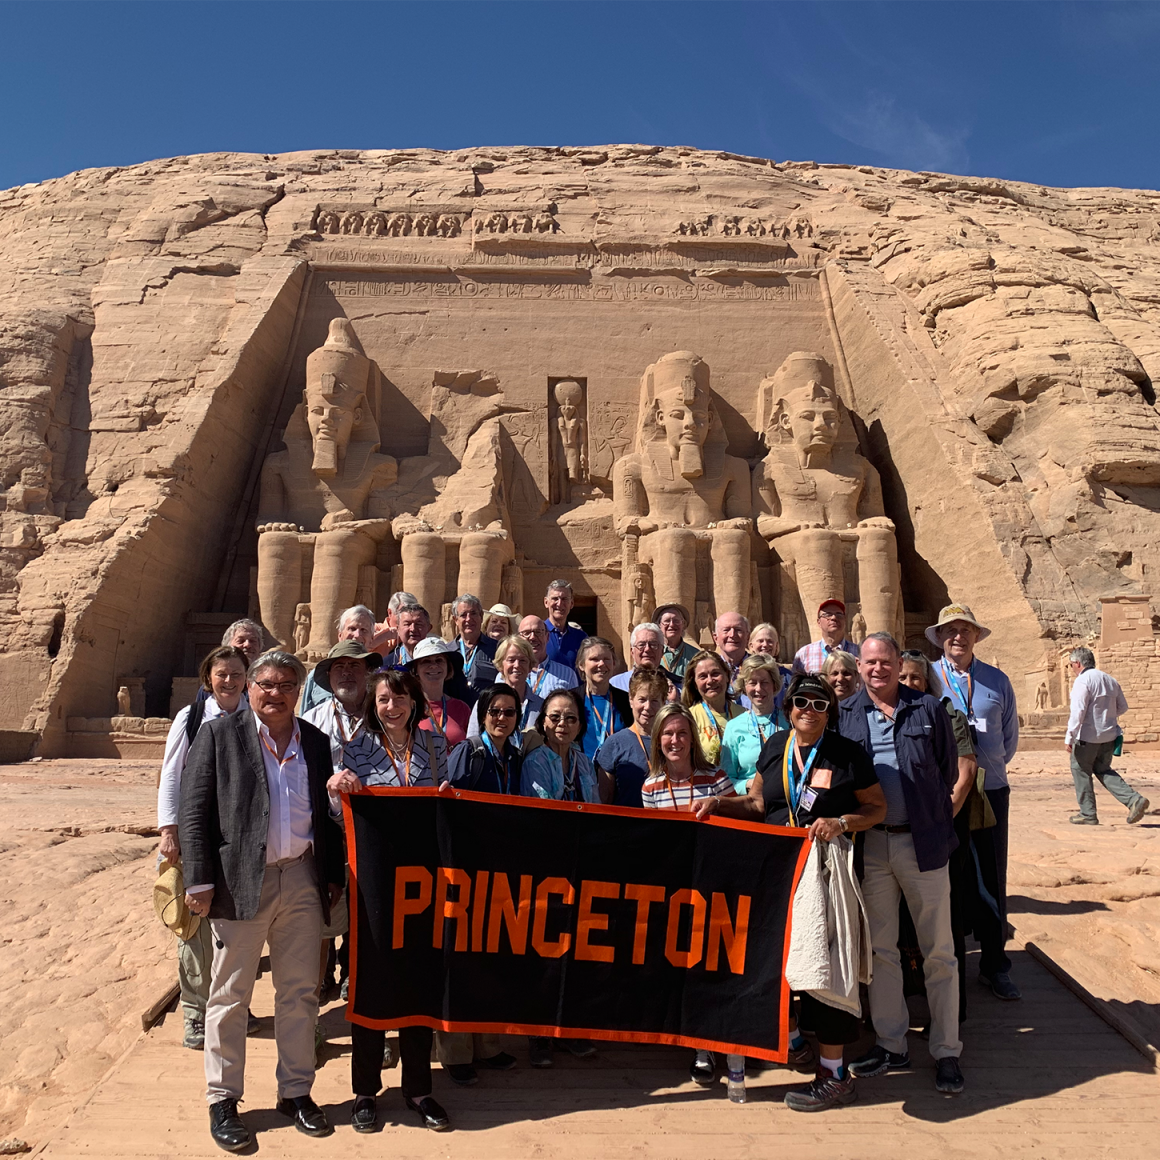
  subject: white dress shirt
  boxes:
[301,697,363,774]
[157,696,239,828]
[255,712,314,864]
[1066,667,1129,747]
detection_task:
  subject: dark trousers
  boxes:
[797,991,860,1046]
[970,786,1011,977]
[351,1023,433,1100]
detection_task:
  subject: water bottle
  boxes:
[726,1054,746,1103]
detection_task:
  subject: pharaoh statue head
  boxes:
[554,379,584,421]
[638,350,716,479]
[758,352,847,457]
[302,318,377,476]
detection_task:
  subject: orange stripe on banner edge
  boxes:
[339,787,812,1066]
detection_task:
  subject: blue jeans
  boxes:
[1070,739,1144,820]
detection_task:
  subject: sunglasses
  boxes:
[487,707,518,719]
[790,695,830,713]
[545,714,579,725]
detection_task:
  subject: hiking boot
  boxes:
[565,1038,597,1058]
[785,1039,816,1071]
[1128,797,1150,824]
[529,1037,554,1068]
[183,1016,205,1051]
[784,1068,857,1112]
[446,1063,478,1086]
[1069,813,1098,825]
[981,971,1021,1000]
[689,1050,716,1085]
[848,1045,909,1078]
[935,1056,964,1094]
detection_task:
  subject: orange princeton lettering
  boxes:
[531,876,575,958]
[575,880,620,963]
[432,867,471,951]
[392,866,433,949]
[486,872,532,954]
[471,870,490,952]
[623,883,665,965]
[664,888,707,968]
[705,892,750,973]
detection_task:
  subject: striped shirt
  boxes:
[641,769,736,811]
[792,638,860,675]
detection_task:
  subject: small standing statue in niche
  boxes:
[850,610,867,645]
[116,686,132,716]
[1035,680,1049,711]
[293,603,312,658]
[552,379,589,504]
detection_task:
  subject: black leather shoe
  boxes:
[276,1094,333,1137]
[351,1096,376,1133]
[209,1099,250,1152]
[404,1095,450,1131]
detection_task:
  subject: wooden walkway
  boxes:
[36,943,1159,1160]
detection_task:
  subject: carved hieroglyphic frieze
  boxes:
[474,207,560,234]
[314,206,466,237]
[675,214,814,239]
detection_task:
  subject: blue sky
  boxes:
[3,0,1160,191]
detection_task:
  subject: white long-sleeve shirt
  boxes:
[157,697,240,828]
[1066,667,1128,747]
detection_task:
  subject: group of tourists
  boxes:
[155,580,1148,1149]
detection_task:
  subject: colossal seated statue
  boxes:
[613,350,752,627]
[256,318,398,655]
[753,351,900,642]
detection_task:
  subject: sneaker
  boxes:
[477,1050,517,1070]
[848,1045,909,1078]
[785,1068,857,1112]
[383,1036,397,1069]
[529,1037,554,1068]
[689,1050,716,1086]
[446,1063,478,1086]
[565,1038,597,1059]
[340,978,349,1002]
[785,1040,816,1071]
[1069,813,1099,825]
[981,971,1021,1000]
[1128,797,1150,824]
[935,1056,964,1094]
[246,1009,261,1036]
[182,1017,205,1051]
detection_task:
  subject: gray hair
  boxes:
[630,622,663,647]
[454,593,483,616]
[714,611,751,635]
[546,579,574,596]
[1070,646,1096,671]
[221,618,264,646]
[898,651,942,697]
[821,648,860,678]
[335,604,375,631]
[388,591,417,615]
[248,649,307,687]
[862,631,901,657]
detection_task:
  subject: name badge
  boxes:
[799,786,819,812]
[971,717,987,734]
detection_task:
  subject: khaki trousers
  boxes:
[204,854,322,1103]
[862,829,962,1061]
[177,917,213,1019]
[435,1031,504,1067]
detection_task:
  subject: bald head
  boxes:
[518,615,549,664]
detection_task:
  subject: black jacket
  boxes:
[178,711,345,923]
[837,685,958,871]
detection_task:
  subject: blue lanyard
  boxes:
[481,732,511,792]
[749,711,773,745]
[940,659,973,717]
[561,747,579,801]
[783,735,821,819]
[586,693,617,746]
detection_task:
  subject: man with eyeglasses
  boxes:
[610,622,679,698]
[837,632,965,1096]
[518,615,579,696]
[792,599,860,675]
[180,650,345,1151]
[451,593,498,695]
[926,603,1021,1002]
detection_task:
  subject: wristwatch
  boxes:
[838,815,849,833]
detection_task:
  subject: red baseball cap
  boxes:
[817,599,846,616]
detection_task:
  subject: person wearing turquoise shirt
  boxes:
[720,655,784,793]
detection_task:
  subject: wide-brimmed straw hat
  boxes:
[154,861,200,941]
[482,604,519,635]
[925,603,991,647]
[314,640,383,693]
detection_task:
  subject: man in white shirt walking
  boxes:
[1065,647,1150,825]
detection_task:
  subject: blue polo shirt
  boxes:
[545,622,587,672]
[936,657,1018,791]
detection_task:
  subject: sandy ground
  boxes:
[0,750,1156,1156]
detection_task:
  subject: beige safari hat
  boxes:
[925,603,991,647]
[153,860,201,941]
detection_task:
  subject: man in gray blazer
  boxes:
[180,649,345,1152]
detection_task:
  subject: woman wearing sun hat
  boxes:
[408,636,472,747]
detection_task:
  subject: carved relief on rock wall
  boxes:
[548,378,592,505]
[314,206,466,237]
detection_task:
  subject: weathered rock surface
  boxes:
[5,147,1160,747]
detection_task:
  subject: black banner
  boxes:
[343,788,809,1061]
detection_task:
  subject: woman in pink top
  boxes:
[409,637,471,747]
